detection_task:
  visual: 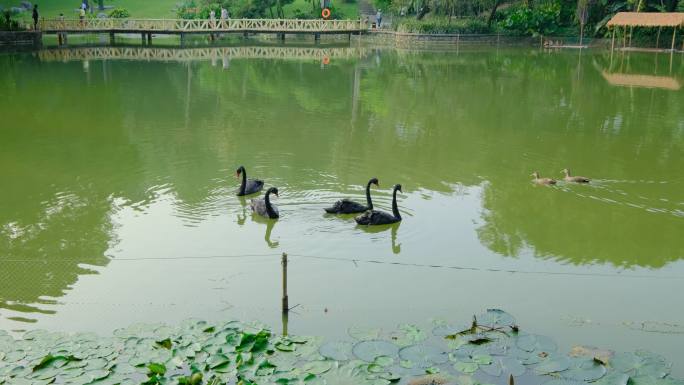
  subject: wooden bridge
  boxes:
[40,18,367,43]
[37,46,370,63]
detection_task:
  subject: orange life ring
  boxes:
[321,8,331,19]
[322,56,330,65]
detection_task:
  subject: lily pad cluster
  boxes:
[0,311,681,385]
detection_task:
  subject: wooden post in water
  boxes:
[671,27,677,51]
[656,26,661,49]
[281,309,289,336]
[282,253,289,314]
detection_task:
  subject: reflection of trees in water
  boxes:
[356,50,683,268]
[0,49,682,323]
[476,180,684,268]
[0,195,112,321]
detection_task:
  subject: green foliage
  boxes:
[0,10,22,31]
[176,0,298,19]
[108,7,131,18]
[500,2,562,35]
[396,16,491,33]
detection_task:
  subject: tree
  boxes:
[576,0,590,44]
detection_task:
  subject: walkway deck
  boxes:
[37,46,370,62]
[40,18,367,35]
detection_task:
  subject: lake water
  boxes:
[1,44,683,374]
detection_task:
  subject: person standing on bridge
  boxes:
[376,9,382,28]
[32,4,39,30]
[79,6,86,25]
[220,7,229,27]
[210,9,216,29]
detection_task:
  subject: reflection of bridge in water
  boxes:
[37,45,371,63]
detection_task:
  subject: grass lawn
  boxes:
[0,0,178,20]
[282,0,358,19]
[1,0,358,24]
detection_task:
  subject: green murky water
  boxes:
[1,45,683,373]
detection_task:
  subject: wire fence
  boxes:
[2,251,683,279]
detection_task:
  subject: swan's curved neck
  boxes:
[392,188,401,220]
[365,181,373,210]
[265,190,277,218]
[239,169,247,194]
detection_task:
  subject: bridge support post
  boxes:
[243,32,248,38]
[180,33,185,47]
[109,32,115,45]
[141,33,146,45]
[147,33,152,45]
[314,32,320,43]
[278,33,285,41]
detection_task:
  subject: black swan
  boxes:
[355,184,402,225]
[250,187,279,219]
[325,178,379,214]
[236,166,264,196]
[531,171,557,185]
[561,168,590,183]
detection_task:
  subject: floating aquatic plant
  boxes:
[0,311,682,385]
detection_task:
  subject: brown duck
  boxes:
[561,168,590,183]
[531,171,557,185]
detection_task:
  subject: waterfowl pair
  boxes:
[235,166,279,219]
[325,178,403,225]
[531,169,590,185]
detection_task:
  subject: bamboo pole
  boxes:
[282,253,289,313]
[671,27,677,51]
[656,26,661,49]
[623,25,627,48]
[611,27,615,51]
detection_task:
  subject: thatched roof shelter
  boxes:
[601,71,681,90]
[607,12,684,28]
[607,12,683,51]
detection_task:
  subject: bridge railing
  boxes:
[37,46,371,62]
[40,18,366,33]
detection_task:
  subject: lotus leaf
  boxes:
[475,309,516,329]
[304,361,333,375]
[399,345,447,368]
[516,334,557,354]
[534,356,570,375]
[320,341,354,361]
[561,357,606,381]
[454,361,479,374]
[611,350,671,379]
[390,325,427,347]
[353,341,399,363]
[480,356,525,377]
